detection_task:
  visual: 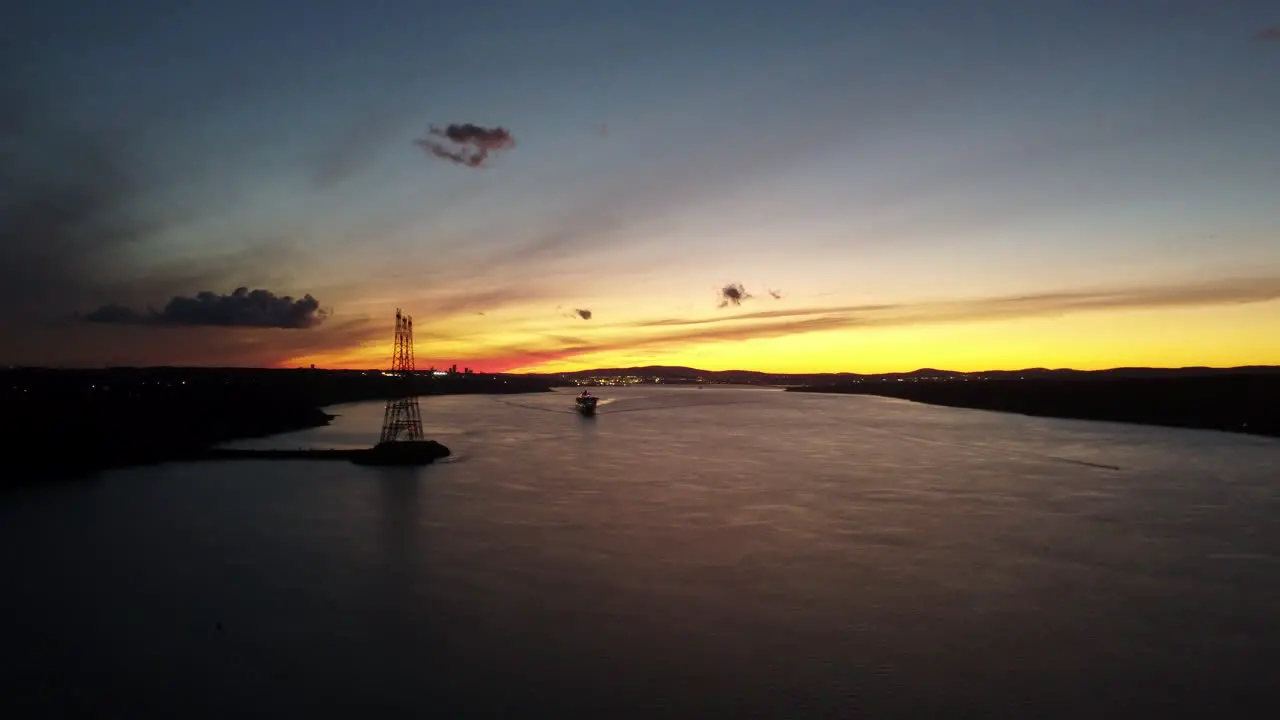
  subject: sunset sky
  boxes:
[3,0,1278,373]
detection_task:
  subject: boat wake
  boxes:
[602,398,763,415]
[493,398,576,414]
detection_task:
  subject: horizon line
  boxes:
[4,363,1278,376]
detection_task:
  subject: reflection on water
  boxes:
[3,386,1279,717]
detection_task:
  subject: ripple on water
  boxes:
[4,386,1279,717]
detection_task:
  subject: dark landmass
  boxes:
[1,367,548,485]
[8,363,1276,484]
[543,362,1280,436]
[197,440,452,466]
[542,365,817,385]
[542,364,1280,386]
[788,373,1280,439]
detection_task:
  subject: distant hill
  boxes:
[538,366,854,383]
[788,369,1280,439]
[528,365,1280,383]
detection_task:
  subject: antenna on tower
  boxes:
[378,307,424,444]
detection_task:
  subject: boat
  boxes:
[575,390,599,416]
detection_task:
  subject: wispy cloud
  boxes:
[485,314,854,371]
[396,61,882,309]
[417,284,565,319]
[22,316,384,369]
[489,276,1280,371]
[1255,26,1280,42]
[648,278,1280,332]
[311,102,417,190]
[955,278,1280,319]
[443,71,882,282]
[635,304,901,328]
[270,317,404,369]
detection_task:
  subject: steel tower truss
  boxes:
[378,308,424,444]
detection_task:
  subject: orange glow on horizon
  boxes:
[287,299,1280,374]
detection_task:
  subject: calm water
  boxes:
[3,386,1279,717]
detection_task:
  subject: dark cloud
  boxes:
[84,287,328,329]
[433,123,515,150]
[768,289,783,299]
[1255,26,1280,42]
[413,122,515,168]
[554,306,595,321]
[717,283,752,308]
[414,140,487,168]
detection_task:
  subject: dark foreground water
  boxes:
[3,386,1279,717]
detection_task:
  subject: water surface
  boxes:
[4,386,1278,717]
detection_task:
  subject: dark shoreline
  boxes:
[1,367,553,486]
[186,440,453,466]
[788,375,1280,439]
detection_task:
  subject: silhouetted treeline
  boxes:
[790,374,1280,438]
[1,367,551,484]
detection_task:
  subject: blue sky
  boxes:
[2,0,1277,369]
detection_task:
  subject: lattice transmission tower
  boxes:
[378,308,424,444]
